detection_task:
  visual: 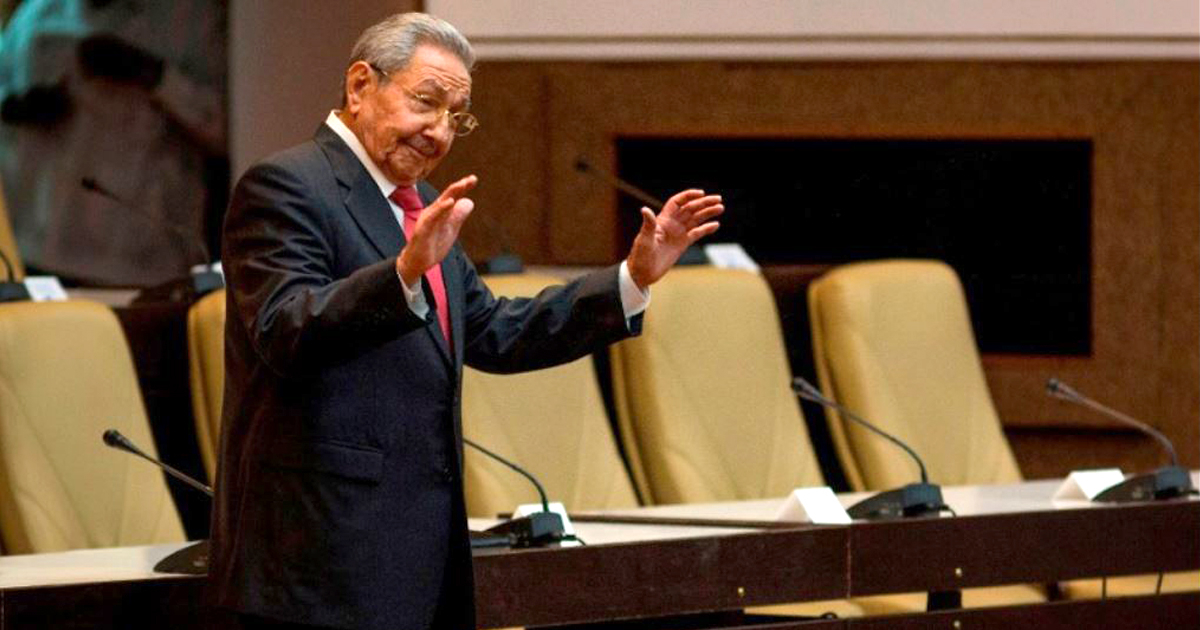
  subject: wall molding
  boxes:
[428,1,1199,61]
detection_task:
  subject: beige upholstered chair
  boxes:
[187,289,226,482]
[0,301,185,553]
[608,266,917,617]
[462,273,639,517]
[808,259,1022,491]
[0,177,24,280]
[808,260,1046,607]
[805,259,1194,599]
[609,267,824,505]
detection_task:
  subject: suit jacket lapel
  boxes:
[315,125,454,371]
[314,125,404,260]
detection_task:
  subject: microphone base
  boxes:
[153,539,209,575]
[847,482,945,521]
[484,511,565,548]
[1093,466,1194,503]
[0,282,30,302]
[678,245,708,265]
[480,253,523,275]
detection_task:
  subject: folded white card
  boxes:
[1052,468,1125,501]
[704,243,760,272]
[775,486,852,524]
[24,276,67,302]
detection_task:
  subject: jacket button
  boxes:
[441,466,453,482]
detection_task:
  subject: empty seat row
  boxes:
[0,261,1191,607]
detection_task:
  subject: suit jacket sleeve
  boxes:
[223,160,428,377]
[456,252,642,375]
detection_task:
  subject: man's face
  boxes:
[344,45,472,187]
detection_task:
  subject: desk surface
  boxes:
[574,475,1200,522]
[3,476,1195,586]
[1,477,1197,629]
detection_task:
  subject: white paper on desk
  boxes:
[775,487,851,524]
[1052,468,1125,501]
[703,243,760,272]
[24,275,68,301]
[514,501,582,547]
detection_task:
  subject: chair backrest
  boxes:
[0,177,24,281]
[187,289,226,482]
[462,273,640,517]
[609,267,825,505]
[807,259,1022,491]
[0,301,185,553]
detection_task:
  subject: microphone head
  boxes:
[102,428,135,453]
[1045,377,1078,400]
[790,376,822,399]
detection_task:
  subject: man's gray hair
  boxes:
[342,13,475,101]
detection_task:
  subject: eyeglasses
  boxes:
[371,64,479,137]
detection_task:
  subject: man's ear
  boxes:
[343,61,375,114]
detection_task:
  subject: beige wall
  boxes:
[429,0,1199,60]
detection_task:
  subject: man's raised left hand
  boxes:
[625,189,724,290]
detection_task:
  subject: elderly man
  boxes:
[210,12,722,630]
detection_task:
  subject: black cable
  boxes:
[463,437,550,512]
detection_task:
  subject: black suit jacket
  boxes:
[209,124,639,629]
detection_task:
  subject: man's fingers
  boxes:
[449,197,475,225]
[426,174,478,216]
[420,175,476,222]
[686,221,720,244]
[668,189,705,211]
[639,207,658,234]
[676,194,722,221]
[439,174,478,201]
[689,204,724,226]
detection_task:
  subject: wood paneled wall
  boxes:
[433,60,1199,476]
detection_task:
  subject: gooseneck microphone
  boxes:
[464,437,566,548]
[1046,378,1194,502]
[573,156,710,266]
[574,157,665,210]
[103,429,212,496]
[464,437,550,512]
[791,377,947,520]
[81,177,223,300]
[101,429,211,574]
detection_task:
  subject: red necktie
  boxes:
[390,186,452,351]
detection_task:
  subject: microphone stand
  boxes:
[465,438,566,548]
[573,157,709,265]
[791,378,946,520]
[81,177,223,301]
[1046,379,1194,502]
[792,378,960,611]
[102,429,211,574]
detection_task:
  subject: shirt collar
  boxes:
[324,110,400,200]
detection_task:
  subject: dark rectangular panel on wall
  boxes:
[616,137,1092,356]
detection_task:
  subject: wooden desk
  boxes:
[1,480,1196,629]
